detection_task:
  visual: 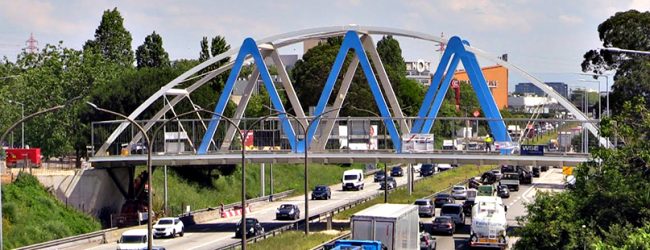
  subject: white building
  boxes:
[508,95,559,114]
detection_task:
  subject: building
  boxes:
[405,59,432,85]
[508,95,559,114]
[514,82,568,99]
[453,65,509,109]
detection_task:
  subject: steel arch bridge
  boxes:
[94,25,607,157]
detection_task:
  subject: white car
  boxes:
[451,185,468,200]
[117,229,148,250]
[153,217,184,238]
[412,163,422,173]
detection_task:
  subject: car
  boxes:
[420,232,437,250]
[481,171,498,184]
[462,199,475,216]
[390,166,403,177]
[342,169,364,191]
[451,185,467,200]
[431,216,456,235]
[153,217,184,238]
[420,164,435,177]
[374,171,386,182]
[532,166,541,177]
[379,176,397,190]
[235,218,264,238]
[497,185,510,198]
[276,204,300,220]
[468,178,481,189]
[412,163,422,173]
[540,165,549,172]
[130,142,148,155]
[491,170,503,180]
[415,199,435,217]
[311,185,331,200]
[433,193,455,208]
[437,164,452,171]
[440,204,465,225]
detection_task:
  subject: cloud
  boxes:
[0,1,85,35]
[559,15,583,25]
[629,0,650,11]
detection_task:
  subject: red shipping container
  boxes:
[5,148,41,167]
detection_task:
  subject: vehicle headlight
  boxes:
[276,209,280,213]
[289,209,294,214]
[249,228,254,232]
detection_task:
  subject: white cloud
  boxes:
[559,15,583,25]
[629,0,650,11]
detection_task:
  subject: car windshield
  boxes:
[436,193,451,198]
[422,164,433,170]
[121,235,146,243]
[315,186,326,191]
[376,172,385,176]
[441,206,461,214]
[452,186,465,191]
[280,204,293,209]
[344,175,358,180]
[414,200,430,205]
[238,218,257,226]
[392,167,401,171]
[434,217,452,223]
[157,219,173,225]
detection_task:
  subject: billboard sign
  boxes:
[520,144,544,156]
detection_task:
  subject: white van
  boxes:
[117,229,148,250]
[342,169,364,191]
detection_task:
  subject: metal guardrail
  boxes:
[180,189,295,217]
[15,228,117,250]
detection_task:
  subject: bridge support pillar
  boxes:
[327,213,332,231]
[408,163,413,195]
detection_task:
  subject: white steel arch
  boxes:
[96,25,607,156]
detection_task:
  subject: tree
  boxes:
[199,37,210,63]
[83,8,135,67]
[582,10,650,115]
[135,31,170,69]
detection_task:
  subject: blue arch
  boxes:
[197,38,297,154]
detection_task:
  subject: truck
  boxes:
[4,148,41,167]
[499,172,520,191]
[469,196,509,249]
[342,169,365,191]
[350,203,419,250]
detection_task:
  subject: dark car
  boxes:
[497,185,510,198]
[374,171,386,182]
[311,185,331,200]
[520,170,533,184]
[540,165,549,172]
[420,232,437,250]
[420,164,435,177]
[390,166,403,177]
[379,176,397,190]
[532,166,541,177]
[433,193,455,208]
[235,218,264,238]
[275,204,300,220]
[462,199,475,216]
[431,216,455,235]
[468,178,480,189]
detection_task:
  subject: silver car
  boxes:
[440,204,465,225]
[415,199,435,217]
[451,185,467,200]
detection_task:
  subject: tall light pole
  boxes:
[86,102,155,250]
[0,97,79,248]
[264,105,342,235]
[579,72,610,117]
[7,100,25,148]
[579,79,601,119]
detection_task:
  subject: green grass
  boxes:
[247,231,344,250]
[334,164,494,220]
[2,172,101,249]
[145,163,366,214]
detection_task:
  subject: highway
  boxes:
[421,167,566,250]
[86,165,423,250]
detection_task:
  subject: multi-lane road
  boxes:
[84,166,566,250]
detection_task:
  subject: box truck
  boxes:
[350,204,419,250]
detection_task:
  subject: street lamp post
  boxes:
[154,106,277,250]
[264,105,342,235]
[86,102,155,250]
[0,97,79,248]
[580,73,610,117]
[7,100,25,148]
[579,79,601,119]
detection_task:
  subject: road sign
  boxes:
[562,166,574,176]
[520,144,544,156]
[473,110,480,117]
[451,79,460,89]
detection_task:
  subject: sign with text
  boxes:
[520,144,544,156]
[401,134,434,152]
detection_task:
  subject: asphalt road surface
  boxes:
[420,167,566,250]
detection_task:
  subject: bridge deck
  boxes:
[89,151,590,168]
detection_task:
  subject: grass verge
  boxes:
[247,231,344,250]
[334,164,493,220]
[144,163,366,214]
[2,172,101,249]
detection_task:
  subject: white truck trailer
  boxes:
[351,203,419,250]
[470,196,509,249]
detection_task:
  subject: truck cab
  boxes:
[342,169,365,191]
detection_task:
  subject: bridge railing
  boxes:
[91,117,598,157]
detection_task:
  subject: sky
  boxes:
[1,0,649,92]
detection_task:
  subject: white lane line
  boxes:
[188,234,235,250]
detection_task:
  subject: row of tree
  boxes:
[515,9,650,249]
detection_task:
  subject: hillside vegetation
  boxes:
[2,172,101,249]
[147,163,365,214]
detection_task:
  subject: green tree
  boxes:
[199,37,210,63]
[135,31,170,69]
[581,9,650,115]
[83,8,134,67]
